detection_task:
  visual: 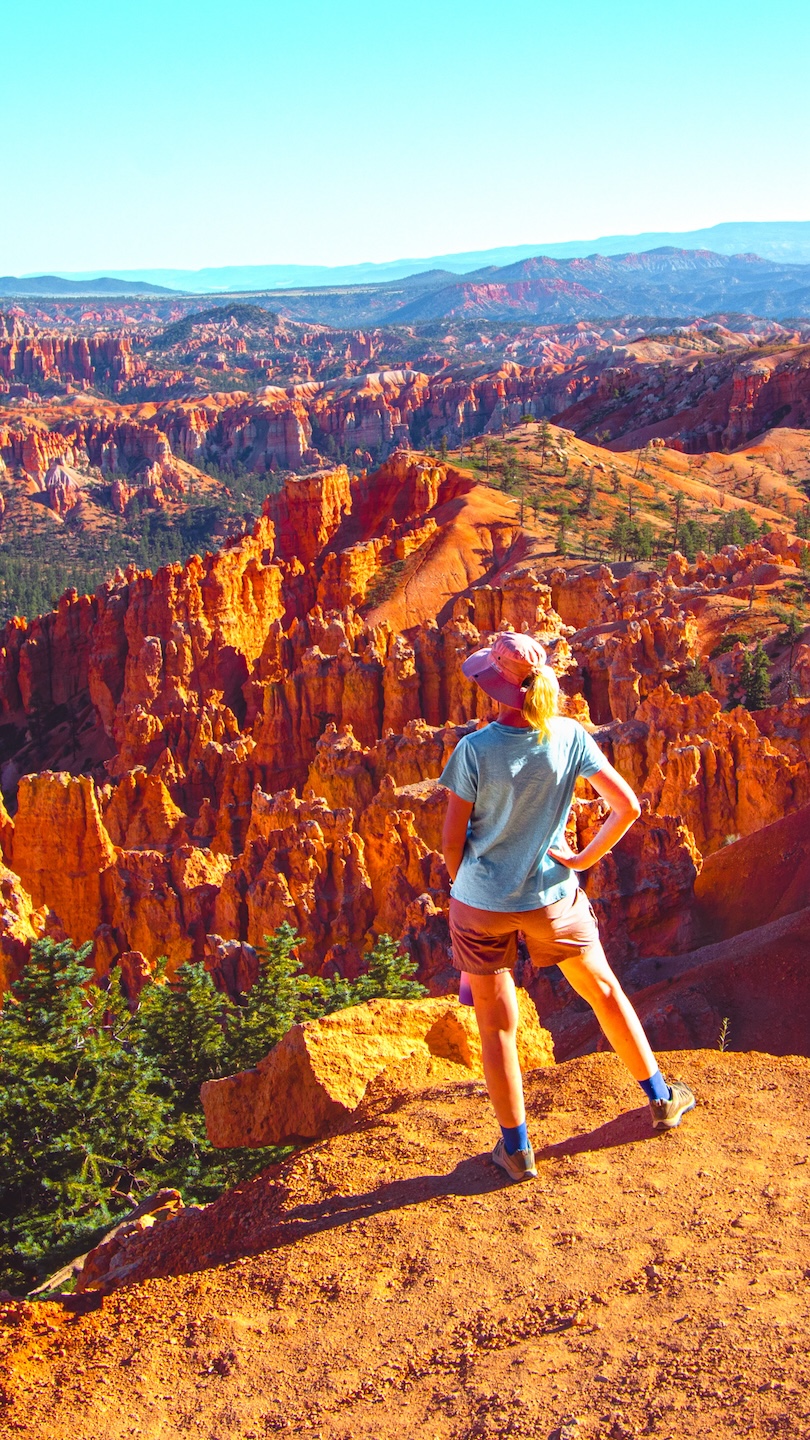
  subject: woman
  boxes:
[440,631,695,1183]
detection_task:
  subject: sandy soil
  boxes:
[2,1048,809,1440]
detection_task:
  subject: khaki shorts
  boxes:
[449,887,600,975]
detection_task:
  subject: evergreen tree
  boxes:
[741,642,771,711]
[713,508,759,549]
[133,959,233,1111]
[784,611,804,646]
[500,447,520,494]
[609,513,631,560]
[782,611,805,691]
[226,922,340,1071]
[671,492,684,550]
[580,472,596,516]
[631,521,655,561]
[0,941,170,1291]
[680,662,711,697]
[354,934,425,1002]
[678,518,708,563]
[556,504,571,557]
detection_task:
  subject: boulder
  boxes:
[201,992,554,1147]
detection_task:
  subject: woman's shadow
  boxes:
[124,1104,661,1289]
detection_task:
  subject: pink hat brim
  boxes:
[462,647,528,709]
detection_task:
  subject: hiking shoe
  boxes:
[650,1079,696,1131]
[491,1136,538,1182]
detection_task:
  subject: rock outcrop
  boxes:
[201,991,554,1147]
[43,458,82,515]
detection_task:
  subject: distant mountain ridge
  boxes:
[0,275,175,297]
[380,247,810,325]
[37,221,810,294]
[232,247,810,326]
[7,243,810,322]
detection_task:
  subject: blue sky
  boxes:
[3,0,809,272]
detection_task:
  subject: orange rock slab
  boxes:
[201,991,553,1147]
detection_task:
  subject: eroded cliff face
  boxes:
[0,450,807,1060]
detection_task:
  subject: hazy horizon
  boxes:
[7,222,810,298]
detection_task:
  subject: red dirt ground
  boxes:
[2,1048,809,1440]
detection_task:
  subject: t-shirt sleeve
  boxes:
[577,725,607,779]
[439,737,478,802]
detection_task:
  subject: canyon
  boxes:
[1,401,809,1438]
[0,446,806,1064]
[3,296,810,650]
[4,299,810,505]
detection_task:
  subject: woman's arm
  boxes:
[548,762,641,872]
[442,791,474,882]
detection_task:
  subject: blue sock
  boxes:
[639,1070,671,1103]
[501,1120,529,1155]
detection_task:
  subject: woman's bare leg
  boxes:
[558,940,658,1081]
[467,970,525,1127]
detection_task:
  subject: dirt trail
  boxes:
[2,1049,809,1440]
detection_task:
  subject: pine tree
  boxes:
[580,472,596,516]
[784,612,804,646]
[741,642,771,711]
[225,921,334,1071]
[133,959,233,1111]
[0,941,170,1291]
[609,513,630,560]
[632,521,655,561]
[500,447,520,494]
[680,662,710,696]
[556,504,571,557]
[354,935,425,1002]
[678,519,708,563]
[671,492,684,550]
[782,611,805,691]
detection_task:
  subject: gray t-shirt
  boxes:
[439,717,606,912]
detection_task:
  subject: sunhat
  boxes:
[462,631,548,709]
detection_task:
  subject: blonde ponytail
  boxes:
[522,665,559,739]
